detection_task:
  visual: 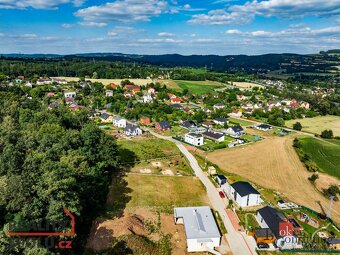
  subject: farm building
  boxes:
[124,124,142,136]
[184,133,203,146]
[113,116,127,128]
[155,121,171,131]
[255,124,272,131]
[225,126,245,138]
[174,206,221,253]
[203,131,225,143]
[257,206,299,249]
[213,117,229,126]
[230,181,261,207]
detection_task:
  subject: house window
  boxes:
[247,195,249,206]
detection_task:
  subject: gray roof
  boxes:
[174,206,221,240]
[203,131,224,140]
[157,121,171,129]
[124,124,140,132]
[230,125,244,132]
[254,228,274,238]
[257,124,272,129]
[100,113,111,120]
[231,181,260,196]
[187,133,203,138]
[214,117,228,123]
[113,116,123,121]
[181,120,197,129]
[326,238,340,245]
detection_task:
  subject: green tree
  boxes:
[293,122,302,131]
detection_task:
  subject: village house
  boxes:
[216,175,227,186]
[184,107,194,115]
[155,121,171,131]
[202,131,225,143]
[124,124,142,136]
[124,92,134,98]
[51,78,67,85]
[64,91,76,98]
[300,102,310,109]
[47,92,56,97]
[37,78,52,85]
[204,108,212,114]
[237,95,248,101]
[25,81,33,88]
[174,206,221,253]
[225,125,245,137]
[184,133,203,146]
[147,88,156,94]
[113,116,127,128]
[255,124,272,131]
[142,93,153,103]
[201,121,214,129]
[213,117,229,126]
[253,228,276,245]
[230,181,261,207]
[257,206,299,249]
[213,103,225,111]
[171,97,183,104]
[290,99,299,109]
[99,113,113,123]
[180,120,197,130]
[140,116,151,125]
[124,84,141,93]
[229,110,243,118]
[107,83,118,89]
[170,104,184,110]
[325,238,340,250]
[244,108,253,114]
[105,90,113,97]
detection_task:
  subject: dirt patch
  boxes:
[162,169,174,176]
[208,135,340,223]
[151,161,162,167]
[86,212,148,251]
[140,168,152,174]
[315,173,339,192]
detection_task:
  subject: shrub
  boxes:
[321,129,333,139]
[308,174,319,183]
[293,122,302,131]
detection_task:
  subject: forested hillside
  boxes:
[0,86,120,254]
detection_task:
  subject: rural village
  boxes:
[1,73,339,255]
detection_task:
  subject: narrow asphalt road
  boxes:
[146,129,257,255]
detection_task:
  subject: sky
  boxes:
[0,0,339,55]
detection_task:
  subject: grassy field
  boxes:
[125,174,208,213]
[55,76,155,86]
[117,137,180,162]
[207,135,340,223]
[299,137,340,179]
[286,115,340,136]
[229,117,254,127]
[229,81,264,89]
[173,80,223,94]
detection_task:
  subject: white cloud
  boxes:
[85,37,106,42]
[107,31,118,37]
[62,23,73,28]
[189,0,340,25]
[75,0,169,23]
[0,0,85,9]
[137,38,183,43]
[78,21,107,27]
[183,4,190,9]
[158,32,175,37]
[226,29,242,34]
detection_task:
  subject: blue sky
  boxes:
[0,0,339,55]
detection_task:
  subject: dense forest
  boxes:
[0,86,120,254]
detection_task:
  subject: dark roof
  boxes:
[170,104,183,109]
[214,103,224,106]
[217,175,227,180]
[214,117,228,123]
[158,121,171,129]
[257,206,287,238]
[124,124,141,132]
[100,113,111,120]
[187,133,203,138]
[258,124,272,129]
[230,125,244,132]
[181,120,197,129]
[203,131,224,140]
[254,228,274,238]
[326,238,340,245]
[231,181,260,196]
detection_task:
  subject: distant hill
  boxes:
[0,50,339,74]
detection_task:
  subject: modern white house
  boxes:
[230,181,261,207]
[124,124,142,136]
[255,124,272,131]
[184,133,204,146]
[213,117,229,126]
[174,206,221,253]
[113,116,127,128]
[225,126,245,137]
[64,91,76,98]
[142,93,153,103]
[257,206,300,249]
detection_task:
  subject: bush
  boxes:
[293,138,301,148]
[321,129,333,139]
[322,185,340,201]
[308,174,319,183]
[293,122,302,131]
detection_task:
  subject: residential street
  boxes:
[146,129,257,255]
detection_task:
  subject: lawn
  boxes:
[286,115,340,136]
[125,174,208,213]
[173,80,223,94]
[299,137,340,179]
[229,117,254,127]
[117,137,180,163]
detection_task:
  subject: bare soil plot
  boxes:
[286,115,340,136]
[207,136,340,223]
[229,81,264,89]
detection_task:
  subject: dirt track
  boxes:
[208,136,340,223]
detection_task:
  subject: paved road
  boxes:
[146,129,257,255]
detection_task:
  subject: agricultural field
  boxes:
[172,80,223,94]
[229,81,264,89]
[207,135,340,223]
[55,76,155,86]
[299,137,340,179]
[286,115,340,136]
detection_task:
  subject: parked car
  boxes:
[257,243,269,249]
[219,191,225,198]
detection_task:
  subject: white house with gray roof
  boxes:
[185,133,204,146]
[174,206,221,253]
[124,124,142,136]
[113,116,127,128]
[230,181,262,207]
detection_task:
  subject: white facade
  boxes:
[106,90,113,97]
[64,91,76,98]
[230,188,261,207]
[124,125,142,136]
[184,133,204,146]
[143,94,153,103]
[113,117,127,128]
[174,207,221,253]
